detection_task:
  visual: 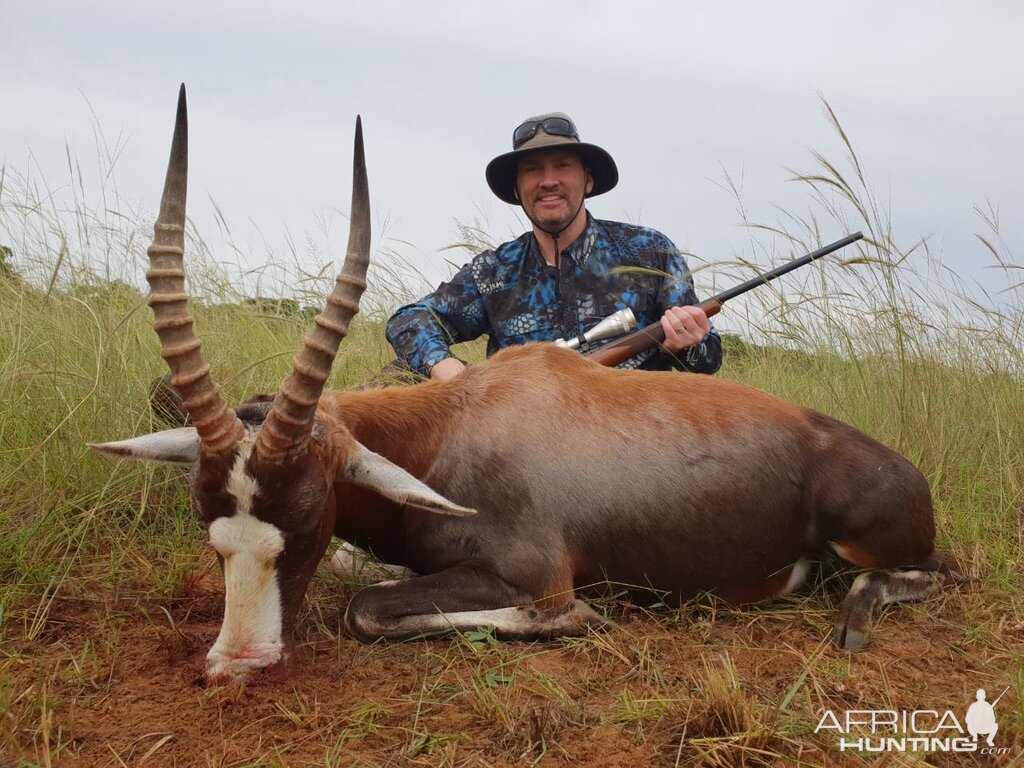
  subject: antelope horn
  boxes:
[146,84,244,457]
[256,117,370,464]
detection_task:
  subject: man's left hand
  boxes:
[660,306,710,353]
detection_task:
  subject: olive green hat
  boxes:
[485,112,618,205]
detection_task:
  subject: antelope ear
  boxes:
[88,427,200,466]
[344,442,477,517]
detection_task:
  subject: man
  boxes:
[386,112,722,380]
[966,688,1000,747]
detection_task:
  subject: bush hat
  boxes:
[485,112,618,205]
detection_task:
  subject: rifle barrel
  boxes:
[583,232,863,368]
[711,232,864,304]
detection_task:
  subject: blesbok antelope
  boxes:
[91,87,946,684]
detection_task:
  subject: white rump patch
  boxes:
[206,435,286,681]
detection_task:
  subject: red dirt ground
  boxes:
[4,568,1021,768]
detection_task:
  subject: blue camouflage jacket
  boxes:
[386,215,723,376]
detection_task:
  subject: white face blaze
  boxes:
[204,435,286,682]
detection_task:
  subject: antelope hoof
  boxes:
[569,599,613,631]
[832,622,869,652]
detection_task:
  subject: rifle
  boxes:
[582,232,864,368]
[991,686,1010,708]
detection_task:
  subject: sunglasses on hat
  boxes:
[512,117,580,149]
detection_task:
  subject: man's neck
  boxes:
[532,209,589,267]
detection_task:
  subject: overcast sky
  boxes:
[3,1,1021,308]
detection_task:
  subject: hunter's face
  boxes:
[516,149,593,234]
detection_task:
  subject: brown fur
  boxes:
[164,341,941,672]
[127,94,941,679]
[294,344,939,646]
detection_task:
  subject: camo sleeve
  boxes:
[385,260,490,376]
[658,234,723,375]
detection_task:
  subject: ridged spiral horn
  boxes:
[255,117,370,464]
[146,84,245,456]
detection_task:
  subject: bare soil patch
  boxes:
[4,569,1021,767]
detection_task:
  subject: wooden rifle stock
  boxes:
[584,232,864,368]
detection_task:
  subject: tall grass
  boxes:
[1,101,1021,764]
[0,146,416,638]
[698,102,1023,596]
[2,100,1021,625]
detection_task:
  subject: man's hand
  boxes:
[430,357,467,381]
[660,306,710,353]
